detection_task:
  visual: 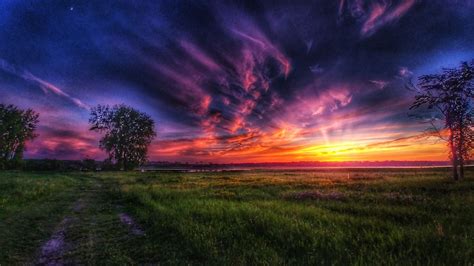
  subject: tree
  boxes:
[0,104,39,169]
[410,61,474,180]
[89,104,156,170]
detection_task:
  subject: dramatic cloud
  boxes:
[0,0,473,162]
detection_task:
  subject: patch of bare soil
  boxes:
[348,174,384,181]
[72,198,85,213]
[36,217,75,265]
[285,190,346,201]
[35,196,87,265]
[384,192,424,202]
[118,213,145,236]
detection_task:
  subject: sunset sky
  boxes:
[1,0,473,163]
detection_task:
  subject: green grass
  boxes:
[0,171,90,263]
[0,168,473,264]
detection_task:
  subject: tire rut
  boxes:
[34,176,146,265]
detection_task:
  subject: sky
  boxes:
[1,0,473,163]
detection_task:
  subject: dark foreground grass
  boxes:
[0,168,473,264]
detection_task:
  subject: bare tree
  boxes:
[89,104,156,170]
[453,92,474,179]
[410,61,474,180]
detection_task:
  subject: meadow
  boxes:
[0,168,473,265]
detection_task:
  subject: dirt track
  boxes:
[35,178,145,265]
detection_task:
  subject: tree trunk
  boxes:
[449,129,459,180]
[458,117,465,180]
[119,147,125,171]
[452,159,458,181]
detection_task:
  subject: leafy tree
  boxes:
[89,104,156,170]
[410,61,474,180]
[0,104,39,169]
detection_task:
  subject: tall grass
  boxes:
[105,168,474,264]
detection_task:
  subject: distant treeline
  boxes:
[9,159,468,172]
[13,159,114,171]
[146,160,466,170]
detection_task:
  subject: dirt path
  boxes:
[34,176,145,265]
[118,213,145,236]
[37,217,74,265]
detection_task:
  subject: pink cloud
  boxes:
[362,1,389,35]
[180,40,221,71]
[25,126,104,160]
[362,0,416,36]
[398,66,413,78]
[292,86,353,117]
[0,58,89,110]
[339,0,417,37]
[370,80,389,90]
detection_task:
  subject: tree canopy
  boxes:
[410,61,474,180]
[89,104,156,170]
[0,104,39,169]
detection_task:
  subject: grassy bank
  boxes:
[0,168,473,264]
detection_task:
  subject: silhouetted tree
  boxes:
[410,61,474,180]
[89,104,156,170]
[0,104,39,169]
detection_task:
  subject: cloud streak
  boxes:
[0,59,89,110]
[339,0,417,37]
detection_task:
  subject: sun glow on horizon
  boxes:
[144,131,448,163]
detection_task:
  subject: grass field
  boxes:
[0,168,473,265]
